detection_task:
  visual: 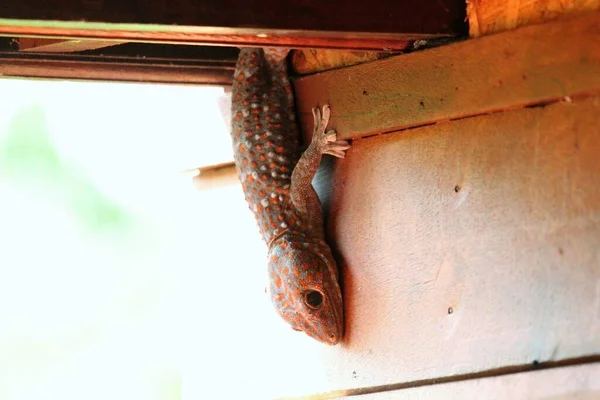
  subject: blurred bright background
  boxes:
[0,79,328,400]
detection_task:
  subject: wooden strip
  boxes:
[0,55,233,85]
[282,96,600,398]
[0,25,431,51]
[0,0,465,37]
[467,0,600,37]
[340,362,600,399]
[293,12,600,141]
[17,37,124,52]
[191,162,239,191]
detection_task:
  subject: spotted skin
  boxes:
[231,48,350,345]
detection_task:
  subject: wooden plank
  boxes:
[0,53,234,85]
[17,38,124,52]
[293,12,600,141]
[339,362,600,399]
[0,0,465,38]
[292,95,600,398]
[467,0,600,37]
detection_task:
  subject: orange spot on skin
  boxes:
[243,99,250,106]
[275,146,285,154]
[259,154,267,162]
[259,190,266,197]
[269,162,277,169]
[257,204,263,212]
[250,161,257,168]
[246,175,254,183]
[255,124,262,130]
[281,242,288,249]
[271,222,277,229]
[235,112,243,121]
[245,131,253,138]
[261,174,269,181]
[270,255,279,263]
[234,93,242,101]
[251,109,260,115]
[269,197,278,205]
[265,115,271,121]
[255,144,263,150]
[275,275,282,288]
[279,166,289,172]
[278,215,284,221]
[276,293,284,301]
[283,268,290,276]
[242,158,248,166]
[293,269,300,279]
[244,121,250,127]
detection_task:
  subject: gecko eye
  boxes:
[304,290,323,309]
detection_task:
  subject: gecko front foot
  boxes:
[312,105,351,158]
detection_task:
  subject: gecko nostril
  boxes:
[305,290,323,309]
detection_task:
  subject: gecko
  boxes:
[230,48,350,345]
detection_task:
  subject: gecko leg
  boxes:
[290,105,351,215]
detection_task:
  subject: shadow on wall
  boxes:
[0,105,132,234]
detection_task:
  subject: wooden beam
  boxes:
[467,0,600,37]
[0,0,466,50]
[0,53,234,85]
[293,11,600,142]
[338,362,600,399]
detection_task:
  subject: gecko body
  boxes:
[230,48,350,345]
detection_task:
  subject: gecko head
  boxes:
[267,236,343,345]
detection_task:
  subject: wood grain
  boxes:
[467,0,600,37]
[293,12,600,142]
[292,50,396,75]
[339,362,600,399]
[291,95,600,398]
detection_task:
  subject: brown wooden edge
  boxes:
[0,53,234,85]
[0,26,433,51]
[293,11,600,141]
